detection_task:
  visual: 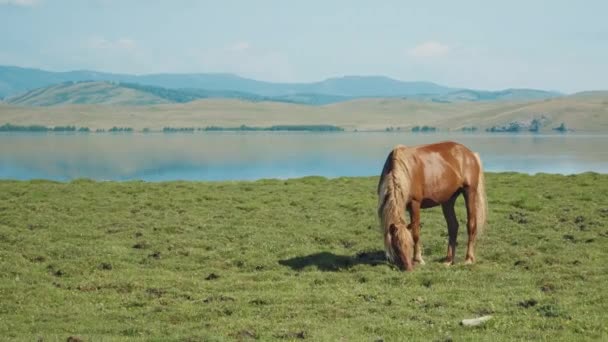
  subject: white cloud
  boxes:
[408,41,450,58]
[0,0,39,6]
[228,41,251,52]
[115,38,136,49]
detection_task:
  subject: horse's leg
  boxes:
[408,200,424,265]
[441,197,459,265]
[463,187,478,264]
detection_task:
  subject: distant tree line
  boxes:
[0,124,137,133]
[0,123,82,132]
[268,125,343,131]
[94,127,134,133]
[486,124,524,133]
[383,126,439,133]
[552,123,569,132]
[163,127,196,132]
[384,127,403,132]
[0,124,48,132]
[486,118,542,133]
[461,126,478,132]
[485,117,554,133]
[0,123,344,133]
[108,127,134,132]
[162,125,345,132]
[411,125,437,132]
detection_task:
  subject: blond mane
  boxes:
[377,146,414,265]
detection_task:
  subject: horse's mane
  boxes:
[377,146,413,263]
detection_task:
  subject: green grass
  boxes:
[1,173,607,341]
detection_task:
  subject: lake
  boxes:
[1,132,607,181]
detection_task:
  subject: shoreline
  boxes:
[0,125,586,134]
[1,171,605,184]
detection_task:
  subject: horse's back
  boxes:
[383,141,480,179]
[413,140,471,154]
[416,141,481,189]
[389,141,481,199]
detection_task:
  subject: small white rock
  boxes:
[460,315,492,327]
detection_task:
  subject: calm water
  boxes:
[1,132,607,181]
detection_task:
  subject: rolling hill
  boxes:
[4,80,561,107]
[4,81,354,106]
[5,82,171,106]
[0,65,455,99]
[1,92,606,132]
[0,65,561,104]
[409,88,562,102]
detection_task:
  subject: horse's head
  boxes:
[389,223,414,271]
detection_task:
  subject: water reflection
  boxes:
[1,132,607,181]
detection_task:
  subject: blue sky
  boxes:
[1,0,607,92]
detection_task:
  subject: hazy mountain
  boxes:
[0,65,454,99]
[409,88,562,102]
[4,80,562,106]
[0,65,563,105]
[5,81,354,106]
[296,76,455,97]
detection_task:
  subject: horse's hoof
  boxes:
[415,259,426,265]
[464,258,475,265]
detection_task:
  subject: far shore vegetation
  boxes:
[162,124,345,132]
[0,122,571,134]
[0,123,345,133]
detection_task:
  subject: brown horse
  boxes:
[377,141,487,271]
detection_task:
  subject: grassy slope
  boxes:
[0,173,607,341]
[1,93,607,132]
[6,82,170,106]
[440,94,608,132]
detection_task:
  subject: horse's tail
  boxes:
[378,147,413,264]
[473,153,488,233]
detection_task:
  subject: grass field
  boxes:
[1,173,607,341]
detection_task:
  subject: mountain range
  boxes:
[5,81,355,106]
[0,65,562,106]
